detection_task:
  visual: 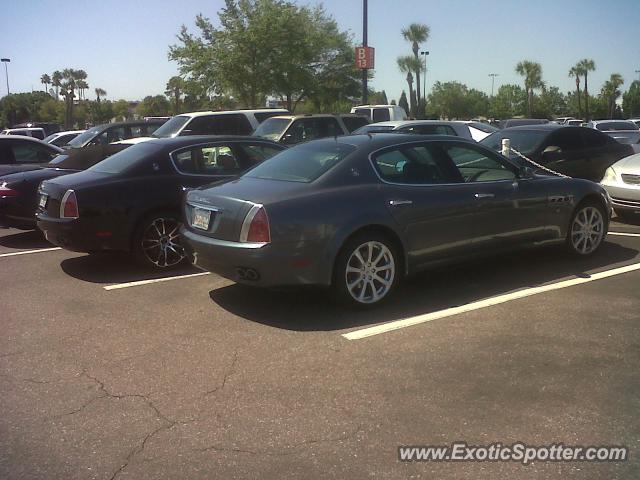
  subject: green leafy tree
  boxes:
[428,81,475,119]
[165,76,185,114]
[401,23,429,104]
[38,98,64,123]
[622,80,640,118]
[40,74,51,94]
[577,58,596,120]
[489,84,527,119]
[0,92,57,126]
[90,100,114,124]
[94,88,106,103]
[113,99,131,121]
[59,69,77,128]
[515,60,543,117]
[51,71,62,99]
[398,91,409,116]
[136,95,171,117]
[535,86,567,118]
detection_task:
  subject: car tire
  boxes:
[132,211,187,269]
[331,232,401,307]
[566,201,607,256]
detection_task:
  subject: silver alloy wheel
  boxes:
[571,206,604,255]
[141,217,185,267]
[345,241,395,304]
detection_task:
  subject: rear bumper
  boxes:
[0,198,37,229]
[36,214,125,253]
[181,227,328,287]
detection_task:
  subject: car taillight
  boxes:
[0,182,19,197]
[60,190,79,219]
[240,205,270,244]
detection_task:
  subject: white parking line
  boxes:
[0,247,62,258]
[104,272,211,290]
[609,232,640,238]
[342,262,640,340]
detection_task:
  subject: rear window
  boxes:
[595,121,638,131]
[244,141,355,183]
[88,143,164,174]
[341,116,369,133]
[373,108,391,122]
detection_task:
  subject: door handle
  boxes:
[389,199,413,207]
[474,193,495,199]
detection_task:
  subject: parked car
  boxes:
[630,118,640,128]
[11,122,60,136]
[1,127,47,140]
[353,120,497,141]
[601,153,640,221]
[43,130,85,148]
[0,144,130,230]
[0,136,63,173]
[500,118,550,129]
[350,105,408,123]
[149,109,289,139]
[252,114,368,145]
[481,125,633,181]
[65,120,167,150]
[36,137,286,268]
[586,120,640,145]
[181,134,611,307]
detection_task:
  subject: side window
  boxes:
[284,119,317,144]
[581,128,608,148]
[400,125,457,136]
[226,114,253,135]
[107,126,126,143]
[373,108,391,122]
[354,108,371,120]
[373,145,461,184]
[12,144,56,163]
[239,144,284,167]
[445,144,516,183]
[145,124,161,136]
[130,126,144,137]
[314,118,342,137]
[341,116,368,133]
[172,145,240,175]
[185,116,217,135]
[549,130,583,151]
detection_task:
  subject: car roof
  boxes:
[501,124,566,131]
[87,120,166,132]
[140,135,283,149]
[175,109,288,119]
[317,133,476,150]
[0,134,64,150]
[364,120,470,128]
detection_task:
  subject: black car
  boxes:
[64,119,167,150]
[0,144,129,229]
[36,136,286,268]
[480,125,633,181]
[181,134,612,307]
[0,136,63,173]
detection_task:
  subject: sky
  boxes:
[1,0,640,104]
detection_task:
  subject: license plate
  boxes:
[38,193,48,209]
[192,207,211,230]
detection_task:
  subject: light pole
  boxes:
[1,58,10,96]
[362,0,368,105]
[420,51,429,101]
[488,73,499,97]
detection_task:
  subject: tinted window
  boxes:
[12,143,57,163]
[373,144,461,184]
[152,115,191,138]
[253,118,291,141]
[481,130,547,155]
[581,128,608,148]
[185,114,252,136]
[239,144,284,167]
[49,133,78,147]
[173,145,240,175]
[282,119,317,144]
[245,142,355,183]
[595,121,638,131]
[68,126,103,147]
[341,116,369,133]
[315,118,342,137]
[130,125,145,137]
[106,126,126,143]
[353,108,371,120]
[399,124,457,136]
[88,143,164,174]
[548,129,583,151]
[446,144,516,182]
[373,108,391,122]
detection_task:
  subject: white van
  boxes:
[0,127,47,140]
[150,109,290,138]
[350,105,408,123]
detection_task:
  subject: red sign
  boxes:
[355,46,375,69]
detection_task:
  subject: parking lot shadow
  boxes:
[60,254,201,285]
[0,229,51,249]
[209,240,639,332]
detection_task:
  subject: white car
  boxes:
[0,127,47,140]
[587,120,640,145]
[601,153,640,221]
[352,120,498,142]
[351,105,408,123]
[43,130,85,148]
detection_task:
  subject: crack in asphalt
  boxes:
[203,350,238,397]
[196,425,363,457]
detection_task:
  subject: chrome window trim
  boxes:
[367,138,520,188]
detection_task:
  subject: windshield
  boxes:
[88,143,163,174]
[352,124,395,134]
[151,115,191,138]
[480,130,547,155]
[252,118,291,140]
[595,121,639,131]
[244,141,356,183]
[67,127,102,148]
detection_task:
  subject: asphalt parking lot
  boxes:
[1,219,640,479]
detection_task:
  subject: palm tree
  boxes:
[515,60,543,117]
[76,79,89,101]
[401,23,430,104]
[602,73,624,119]
[95,87,106,103]
[52,71,62,99]
[60,69,78,128]
[397,56,421,117]
[568,65,582,118]
[577,59,596,120]
[40,74,51,95]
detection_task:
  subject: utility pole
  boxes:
[420,51,429,101]
[1,58,10,96]
[488,73,499,97]
[362,0,368,104]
